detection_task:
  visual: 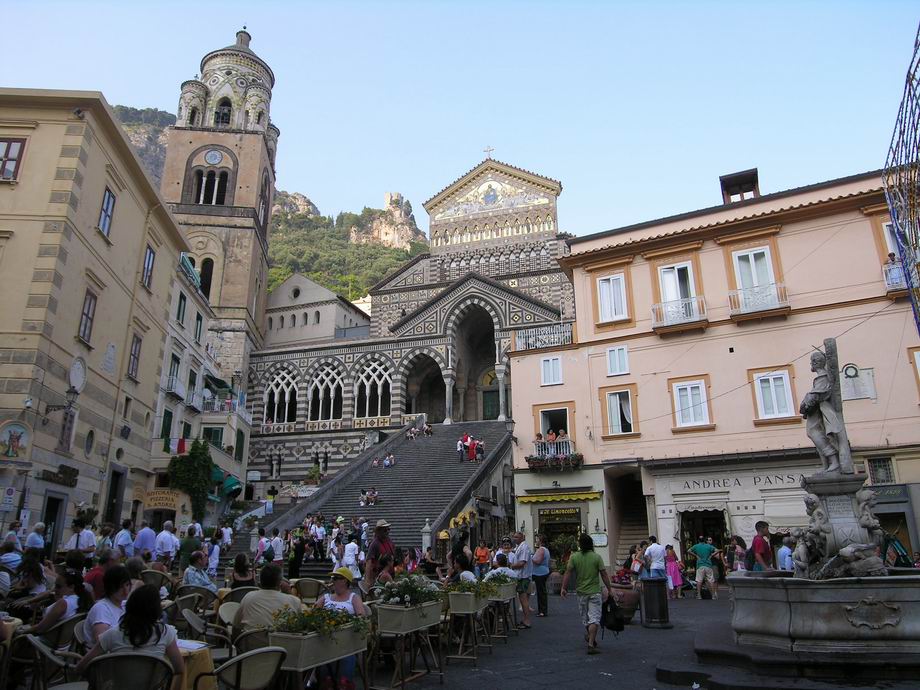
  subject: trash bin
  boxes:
[639,576,672,629]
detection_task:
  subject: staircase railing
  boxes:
[262,416,424,534]
[430,430,514,539]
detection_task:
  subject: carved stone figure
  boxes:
[800,351,846,473]
[804,493,831,555]
[855,487,883,545]
[816,543,887,579]
[791,527,812,579]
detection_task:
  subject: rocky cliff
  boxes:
[348,192,426,250]
[112,106,174,188]
[272,190,320,217]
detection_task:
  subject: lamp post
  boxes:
[42,386,79,423]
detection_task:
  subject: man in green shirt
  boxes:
[561,533,613,655]
[688,536,720,600]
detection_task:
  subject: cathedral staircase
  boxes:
[264,420,512,550]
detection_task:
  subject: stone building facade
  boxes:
[246,159,575,496]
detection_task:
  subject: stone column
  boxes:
[456,386,467,422]
[495,363,507,422]
[443,372,455,425]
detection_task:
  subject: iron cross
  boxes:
[483,146,495,159]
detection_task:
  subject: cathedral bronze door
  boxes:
[482,390,499,420]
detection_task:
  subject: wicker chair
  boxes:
[226,586,258,604]
[181,609,233,664]
[193,646,287,690]
[84,651,174,690]
[39,611,86,651]
[294,578,327,601]
[231,628,270,654]
[139,569,172,591]
[218,601,240,629]
[165,593,201,635]
[175,585,217,615]
[20,634,83,690]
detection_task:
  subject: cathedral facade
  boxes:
[247,159,575,493]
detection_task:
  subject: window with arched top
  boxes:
[257,111,265,125]
[268,316,273,330]
[200,258,214,300]
[308,363,343,421]
[302,312,308,326]
[257,173,270,228]
[189,107,199,126]
[264,369,298,424]
[354,359,391,419]
[279,315,285,328]
[214,98,232,128]
[314,310,320,324]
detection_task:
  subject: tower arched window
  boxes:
[257,173,270,228]
[194,170,204,203]
[200,258,214,301]
[308,363,344,421]
[314,311,320,324]
[302,312,308,326]
[257,111,265,125]
[268,316,273,330]
[214,98,232,128]
[279,315,285,328]
[188,107,199,126]
[216,171,228,205]
[354,359,391,419]
[264,369,298,424]
[201,171,215,204]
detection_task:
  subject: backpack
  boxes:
[744,546,756,571]
[600,597,625,637]
[262,540,275,563]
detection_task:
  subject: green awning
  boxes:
[211,466,225,483]
[223,475,243,497]
[205,374,231,391]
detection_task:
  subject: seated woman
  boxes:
[230,553,256,589]
[124,557,147,595]
[20,569,93,641]
[374,554,395,587]
[359,489,368,507]
[8,556,53,621]
[84,565,132,645]
[444,552,476,585]
[314,567,369,689]
[366,488,378,505]
[76,584,185,678]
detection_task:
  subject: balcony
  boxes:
[728,283,791,321]
[651,296,708,334]
[165,376,186,401]
[202,397,252,426]
[184,391,203,413]
[525,440,582,471]
[883,263,908,296]
[515,322,574,351]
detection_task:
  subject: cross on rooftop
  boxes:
[483,146,494,159]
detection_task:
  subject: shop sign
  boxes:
[591,532,608,547]
[41,465,78,488]
[145,489,181,511]
[678,473,807,491]
[538,507,581,523]
[873,485,907,502]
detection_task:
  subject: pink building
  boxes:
[510,168,920,567]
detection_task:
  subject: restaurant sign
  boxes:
[538,507,581,523]
[144,489,182,511]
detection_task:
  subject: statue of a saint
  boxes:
[799,347,853,474]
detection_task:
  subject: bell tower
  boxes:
[161,28,280,379]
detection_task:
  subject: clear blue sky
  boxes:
[6,1,918,237]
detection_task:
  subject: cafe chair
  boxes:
[166,593,201,635]
[140,570,172,591]
[293,578,326,601]
[226,586,258,604]
[81,651,174,690]
[218,601,240,629]
[193,646,287,690]
[175,585,217,617]
[231,628,269,654]
[181,610,233,663]
[20,634,82,690]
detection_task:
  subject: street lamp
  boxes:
[42,386,79,424]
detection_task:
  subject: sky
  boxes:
[5,1,918,238]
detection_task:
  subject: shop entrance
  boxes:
[679,509,727,554]
[41,493,65,558]
[538,506,582,562]
[879,512,914,554]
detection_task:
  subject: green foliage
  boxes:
[483,572,514,585]
[445,579,498,597]
[550,534,579,572]
[272,605,370,637]
[375,574,443,606]
[167,439,214,521]
[268,210,428,297]
[112,105,176,128]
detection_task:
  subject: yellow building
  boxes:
[0,89,191,552]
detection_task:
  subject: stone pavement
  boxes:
[408,594,917,690]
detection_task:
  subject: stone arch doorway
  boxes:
[402,352,446,423]
[451,303,501,422]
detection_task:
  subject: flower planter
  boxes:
[448,591,487,615]
[488,582,518,602]
[376,600,442,634]
[270,625,367,672]
[609,584,639,624]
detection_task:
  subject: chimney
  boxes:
[236,28,252,48]
[719,168,760,204]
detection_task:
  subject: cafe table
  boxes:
[178,639,217,690]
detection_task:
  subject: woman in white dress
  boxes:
[342,534,361,579]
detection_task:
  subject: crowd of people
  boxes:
[455,432,486,463]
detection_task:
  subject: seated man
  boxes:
[484,552,517,580]
[181,550,217,593]
[233,563,302,630]
[366,488,378,505]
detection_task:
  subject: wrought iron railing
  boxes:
[515,322,574,350]
[728,283,789,315]
[532,439,576,456]
[651,296,707,328]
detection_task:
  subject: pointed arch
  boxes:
[307,361,344,421]
[263,367,299,424]
[214,98,232,128]
[353,356,392,419]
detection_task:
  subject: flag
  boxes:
[168,437,179,454]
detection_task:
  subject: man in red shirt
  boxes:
[365,519,395,587]
[83,549,115,600]
[752,521,774,572]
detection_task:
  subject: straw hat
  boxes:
[375,519,391,529]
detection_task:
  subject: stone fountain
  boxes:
[723,338,920,677]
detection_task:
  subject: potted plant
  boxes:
[374,574,444,634]
[609,568,640,623]
[305,466,322,485]
[482,572,517,601]
[446,580,497,614]
[269,605,369,672]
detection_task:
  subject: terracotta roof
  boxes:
[388,271,560,333]
[423,158,562,211]
[568,169,884,250]
[369,253,430,293]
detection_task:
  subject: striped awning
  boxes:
[518,491,602,504]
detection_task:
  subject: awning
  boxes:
[223,475,242,497]
[518,491,602,504]
[211,466,225,483]
[205,374,231,391]
[207,493,221,502]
